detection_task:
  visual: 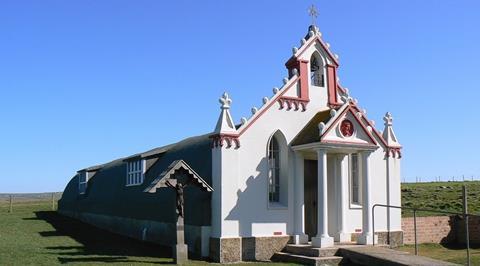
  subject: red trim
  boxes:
[327,64,340,107]
[278,96,309,111]
[337,84,346,94]
[320,104,378,145]
[349,103,403,158]
[237,77,300,136]
[298,59,309,100]
[273,231,283,236]
[210,133,240,149]
[285,35,340,68]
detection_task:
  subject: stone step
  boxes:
[283,244,340,257]
[271,252,344,266]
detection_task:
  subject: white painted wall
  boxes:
[210,31,402,239]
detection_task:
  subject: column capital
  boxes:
[360,150,373,158]
[315,148,327,156]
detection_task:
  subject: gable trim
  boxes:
[320,105,378,145]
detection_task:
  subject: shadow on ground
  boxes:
[32,211,174,264]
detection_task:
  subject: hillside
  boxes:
[401,181,480,217]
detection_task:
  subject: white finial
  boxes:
[370,120,376,127]
[353,98,358,104]
[318,31,322,37]
[382,112,401,148]
[240,117,247,125]
[384,112,393,126]
[219,92,232,109]
[214,92,236,134]
[330,109,337,117]
[292,68,298,76]
[273,87,279,94]
[362,109,367,115]
[367,126,372,133]
[344,88,349,95]
[356,112,362,118]
[334,54,339,59]
[251,107,258,115]
[292,47,298,54]
[318,122,326,134]
[308,31,314,37]
[326,43,331,48]
[283,77,289,84]
[262,97,269,104]
[301,38,307,45]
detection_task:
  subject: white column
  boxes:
[293,152,308,244]
[312,149,334,247]
[335,154,350,243]
[357,151,378,244]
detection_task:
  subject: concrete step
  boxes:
[283,244,340,257]
[272,252,344,266]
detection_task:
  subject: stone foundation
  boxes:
[352,231,403,247]
[210,236,290,263]
[377,231,404,247]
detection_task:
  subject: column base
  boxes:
[357,233,378,245]
[334,232,351,243]
[174,243,188,264]
[311,236,334,248]
[292,234,309,245]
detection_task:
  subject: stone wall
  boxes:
[456,215,480,244]
[401,216,456,244]
[210,236,289,263]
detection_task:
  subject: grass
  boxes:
[396,243,480,265]
[401,181,480,217]
[0,201,297,265]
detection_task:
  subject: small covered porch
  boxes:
[291,142,378,248]
[289,106,382,248]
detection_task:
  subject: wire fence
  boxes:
[402,175,480,183]
[0,192,61,213]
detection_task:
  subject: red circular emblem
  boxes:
[340,120,354,137]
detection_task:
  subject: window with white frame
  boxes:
[78,172,87,194]
[268,136,281,203]
[126,160,145,186]
[350,153,361,205]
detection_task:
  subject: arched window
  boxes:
[310,53,324,87]
[268,136,280,202]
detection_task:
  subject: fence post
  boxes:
[51,193,55,211]
[372,205,376,246]
[413,209,418,256]
[9,195,13,213]
[462,185,471,266]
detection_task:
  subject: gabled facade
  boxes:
[59,25,402,263]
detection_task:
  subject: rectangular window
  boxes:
[350,153,361,205]
[126,160,145,186]
[78,172,87,194]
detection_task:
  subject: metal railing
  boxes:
[372,186,477,266]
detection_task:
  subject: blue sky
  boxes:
[1,1,479,193]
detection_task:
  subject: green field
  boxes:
[401,181,480,217]
[0,201,296,265]
[396,243,480,265]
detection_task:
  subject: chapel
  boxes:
[59,23,402,263]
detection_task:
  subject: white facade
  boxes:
[210,26,402,248]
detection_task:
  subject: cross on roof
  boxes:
[308,4,318,26]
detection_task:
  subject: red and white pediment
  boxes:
[320,105,377,146]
